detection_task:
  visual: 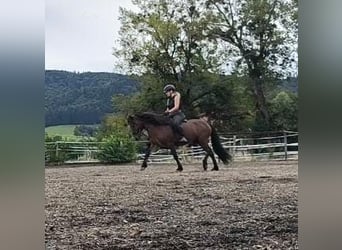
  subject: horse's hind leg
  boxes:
[170,147,183,172]
[201,144,219,171]
[141,143,152,170]
[202,153,209,171]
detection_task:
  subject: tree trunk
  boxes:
[252,76,271,127]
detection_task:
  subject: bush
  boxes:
[74,125,99,137]
[97,133,137,164]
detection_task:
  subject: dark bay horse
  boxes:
[127,112,231,171]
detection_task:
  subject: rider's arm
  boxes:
[165,99,170,113]
[168,93,181,113]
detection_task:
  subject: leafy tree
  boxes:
[73,125,99,137]
[114,0,297,132]
[269,91,298,131]
[114,0,228,118]
[204,0,298,127]
[96,114,131,140]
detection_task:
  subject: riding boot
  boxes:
[173,125,187,143]
[178,127,187,142]
[179,136,187,143]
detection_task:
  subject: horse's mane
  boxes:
[136,112,171,126]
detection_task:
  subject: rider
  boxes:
[163,84,187,142]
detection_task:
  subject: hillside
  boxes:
[45,70,297,127]
[45,70,138,126]
[279,77,298,93]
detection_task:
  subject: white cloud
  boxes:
[45,0,137,72]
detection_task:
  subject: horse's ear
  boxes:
[127,114,136,122]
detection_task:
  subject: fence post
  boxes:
[232,135,236,160]
[56,142,59,159]
[283,131,288,160]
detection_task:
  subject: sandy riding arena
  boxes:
[45,161,298,249]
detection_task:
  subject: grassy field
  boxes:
[45,125,77,137]
[45,124,99,140]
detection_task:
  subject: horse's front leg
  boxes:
[141,143,152,170]
[170,147,183,172]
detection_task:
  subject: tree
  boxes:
[114,0,297,132]
[73,125,98,137]
[269,91,298,131]
[96,114,130,140]
[114,0,228,118]
[205,0,298,128]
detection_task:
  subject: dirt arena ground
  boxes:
[45,161,298,249]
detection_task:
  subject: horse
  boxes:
[127,112,231,171]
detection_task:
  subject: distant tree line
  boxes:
[45,70,138,126]
[45,71,297,132]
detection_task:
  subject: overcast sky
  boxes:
[45,0,137,73]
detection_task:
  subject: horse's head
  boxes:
[127,114,145,139]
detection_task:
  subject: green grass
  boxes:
[45,125,77,136]
[45,124,100,140]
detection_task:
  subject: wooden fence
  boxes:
[45,131,298,165]
[136,131,298,164]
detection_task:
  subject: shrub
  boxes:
[97,133,137,164]
[74,124,99,137]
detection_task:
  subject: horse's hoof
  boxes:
[176,169,183,172]
[140,167,146,171]
[211,168,219,171]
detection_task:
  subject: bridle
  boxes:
[128,116,144,140]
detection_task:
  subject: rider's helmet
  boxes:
[163,84,176,93]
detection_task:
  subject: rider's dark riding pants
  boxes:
[169,112,186,136]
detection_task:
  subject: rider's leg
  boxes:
[171,121,184,135]
[171,113,187,142]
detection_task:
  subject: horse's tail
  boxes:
[210,125,232,164]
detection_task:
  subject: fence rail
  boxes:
[45,131,298,165]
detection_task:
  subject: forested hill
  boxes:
[280,77,298,93]
[45,70,138,126]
